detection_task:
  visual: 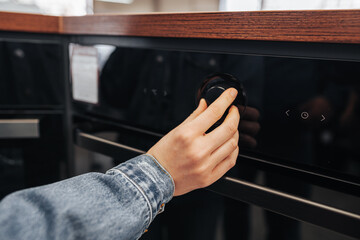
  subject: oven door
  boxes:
[0,40,67,199]
[0,113,66,199]
[71,43,360,239]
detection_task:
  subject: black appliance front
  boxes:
[0,113,66,198]
[0,41,64,108]
[0,41,66,199]
[71,44,360,240]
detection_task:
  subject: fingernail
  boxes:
[230,88,238,98]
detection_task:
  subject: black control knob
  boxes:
[197,73,247,130]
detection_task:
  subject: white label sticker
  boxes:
[71,45,98,104]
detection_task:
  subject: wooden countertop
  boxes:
[2,10,360,43]
[0,11,60,34]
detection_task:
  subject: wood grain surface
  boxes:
[0,11,60,34]
[62,10,360,43]
[2,10,360,43]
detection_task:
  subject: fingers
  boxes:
[210,130,239,167]
[191,99,208,120]
[190,88,238,134]
[210,146,239,183]
[180,99,207,126]
[205,105,240,151]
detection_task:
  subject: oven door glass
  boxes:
[0,114,66,199]
[71,44,360,240]
[72,45,360,183]
[0,41,64,108]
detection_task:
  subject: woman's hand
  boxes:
[147,88,240,196]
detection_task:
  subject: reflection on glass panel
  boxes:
[0,147,24,199]
[72,45,360,240]
[0,41,63,107]
[73,46,359,179]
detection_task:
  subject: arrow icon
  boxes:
[285,110,290,116]
[321,115,326,122]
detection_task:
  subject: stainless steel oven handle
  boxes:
[75,130,360,239]
[208,177,360,239]
[75,131,146,156]
[0,119,40,139]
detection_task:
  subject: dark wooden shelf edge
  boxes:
[0,11,61,34]
[62,10,360,44]
[2,10,360,43]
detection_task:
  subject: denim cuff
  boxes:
[107,154,175,223]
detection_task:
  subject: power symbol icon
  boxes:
[301,112,309,120]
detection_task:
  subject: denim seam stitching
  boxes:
[144,153,175,196]
[110,168,153,228]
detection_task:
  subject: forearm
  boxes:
[0,154,174,240]
[0,87,240,240]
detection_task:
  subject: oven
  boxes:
[70,37,360,240]
[0,40,69,199]
[1,10,359,240]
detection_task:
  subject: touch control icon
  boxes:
[301,112,309,120]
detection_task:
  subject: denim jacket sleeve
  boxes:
[0,154,175,240]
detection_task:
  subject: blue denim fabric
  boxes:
[0,154,174,240]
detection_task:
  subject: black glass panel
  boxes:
[0,114,65,199]
[0,41,64,108]
[72,46,360,182]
